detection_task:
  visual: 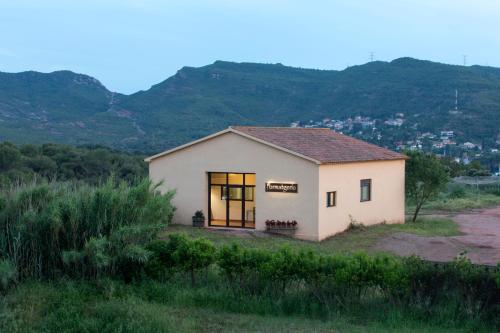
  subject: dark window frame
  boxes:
[326,191,336,207]
[208,172,256,229]
[360,179,371,202]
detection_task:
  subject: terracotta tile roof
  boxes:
[231,126,406,164]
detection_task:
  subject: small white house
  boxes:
[146,126,406,241]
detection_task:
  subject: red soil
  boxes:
[376,207,500,265]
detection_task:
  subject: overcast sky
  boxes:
[1,0,499,94]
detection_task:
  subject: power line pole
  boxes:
[370,52,374,62]
[463,54,467,66]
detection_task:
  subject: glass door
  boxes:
[208,173,227,227]
[227,173,244,227]
[208,172,255,229]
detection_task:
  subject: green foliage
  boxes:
[0,259,17,293]
[168,234,216,286]
[2,58,500,152]
[5,280,485,333]
[405,150,449,221]
[218,243,272,293]
[440,158,493,178]
[448,184,467,199]
[2,234,500,330]
[0,179,175,280]
[423,193,500,212]
[193,210,204,219]
[144,234,500,327]
[144,240,173,281]
[0,142,147,188]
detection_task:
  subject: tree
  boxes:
[0,142,21,171]
[405,151,449,222]
[171,234,216,286]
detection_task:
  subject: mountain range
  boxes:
[1,58,499,153]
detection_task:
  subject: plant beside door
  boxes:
[192,210,205,227]
[265,219,298,231]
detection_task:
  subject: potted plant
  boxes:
[265,219,298,233]
[192,210,205,227]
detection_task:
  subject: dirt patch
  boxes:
[376,206,500,265]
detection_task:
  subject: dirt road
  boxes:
[375,206,500,265]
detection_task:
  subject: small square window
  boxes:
[326,191,336,207]
[360,179,371,202]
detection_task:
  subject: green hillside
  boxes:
[1,58,499,153]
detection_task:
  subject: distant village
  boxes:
[290,113,500,175]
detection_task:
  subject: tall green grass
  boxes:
[0,179,175,285]
[410,182,500,213]
[139,234,500,330]
[3,280,476,333]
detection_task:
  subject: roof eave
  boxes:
[319,156,408,165]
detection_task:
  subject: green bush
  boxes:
[218,243,272,294]
[0,179,175,281]
[448,184,467,199]
[144,235,217,283]
[0,259,17,293]
[0,141,148,187]
[145,234,500,327]
[144,240,172,281]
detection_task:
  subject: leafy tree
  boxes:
[405,151,449,222]
[0,141,147,187]
[170,234,216,286]
[0,142,21,172]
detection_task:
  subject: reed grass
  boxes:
[0,178,175,283]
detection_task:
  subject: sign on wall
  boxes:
[265,182,298,193]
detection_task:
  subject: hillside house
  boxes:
[146,126,407,241]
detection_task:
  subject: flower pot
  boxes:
[192,216,204,227]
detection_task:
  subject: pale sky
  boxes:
[1,0,499,94]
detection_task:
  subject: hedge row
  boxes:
[145,234,500,324]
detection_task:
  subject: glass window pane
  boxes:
[211,173,227,185]
[222,186,244,200]
[361,187,368,201]
[245,174,256,186]
[360,179,371,201]
[228,173,243,185]
[327,191,336,207]
[245,187,254,201]
[210,185,226,223]
[229,187,242,200]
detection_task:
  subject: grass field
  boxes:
[0,280,483,333]
[1,217,494,333]
[420,193,500,212]
[160,217,461,255]
[1,210,493,332]
[408,188,500,215]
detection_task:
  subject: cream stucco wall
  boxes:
[149,132,320,240]
[317,160,405,240]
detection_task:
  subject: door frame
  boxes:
[207,172,255,229]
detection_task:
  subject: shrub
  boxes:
[0,178,175,281]
[144,240,173,281]
[193,210,204,219]
[168,234,216,286]
[447,257,500,320]
[218,243,272,294]
[448,184,467,199]
[0,259,17,293]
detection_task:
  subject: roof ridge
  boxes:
[231,125,330,130]
[146,125,407,163]
[232,126,407,163]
